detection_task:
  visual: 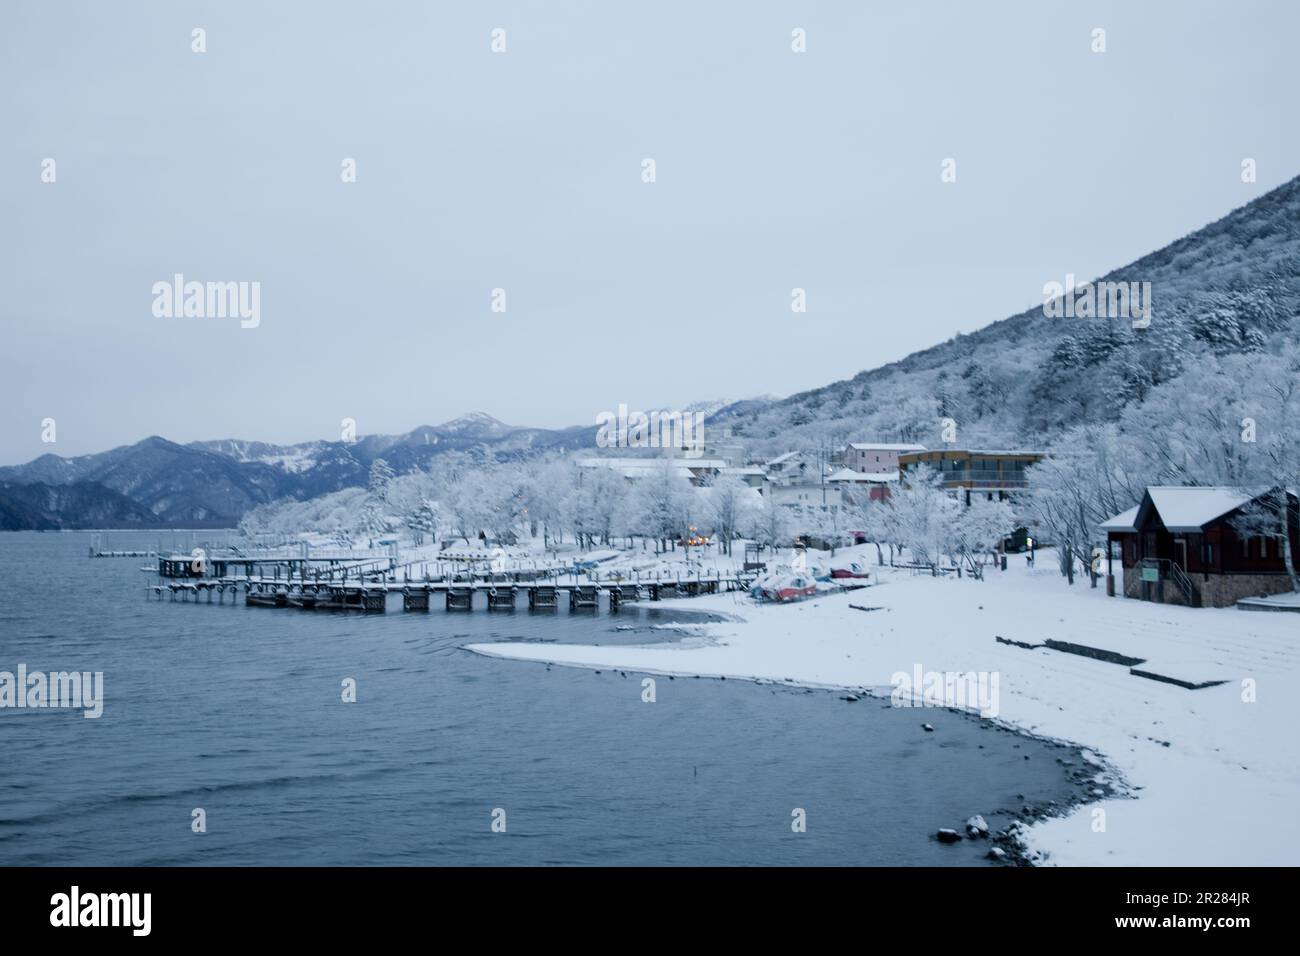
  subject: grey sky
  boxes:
[3,0,1298,463]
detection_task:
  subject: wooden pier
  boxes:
[569,585,600,610]
[147,569,756,615]
[402,589,430,612]
[157,552,395,581]
[529,586,558,610]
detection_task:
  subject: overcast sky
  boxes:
[2,0,1298,463]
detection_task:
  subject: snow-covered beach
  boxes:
[469,546,1300,866]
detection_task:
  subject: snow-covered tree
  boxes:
[746,496,792,555]
[628,460,694,552]
[480,462,533,543]
[565,466,627,549]
[1227,345,1300,592]
[444,474,488,543]
[405,498,440,546]
[1024,423,1155,584]
[880,465,959,569]
[841,486,891,565]
[367,458,396,496]
[703,474,758,556]
[949,498,1016,579]
[528,458,577,548]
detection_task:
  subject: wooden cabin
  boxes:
[1101,487,1300,608]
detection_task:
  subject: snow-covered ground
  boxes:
[1238,591,1300,610]
[468,545,1300,866]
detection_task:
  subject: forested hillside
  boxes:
[715,176,1300,456]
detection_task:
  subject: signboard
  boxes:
[1140,566,1159,583]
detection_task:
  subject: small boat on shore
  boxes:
[751,571,818,603]
[831,562,871,580]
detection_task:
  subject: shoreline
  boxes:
[467,631,1121,867]
[466,555,1300,866]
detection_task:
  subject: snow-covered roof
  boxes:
[847,443,926,452]
[577,457,727,470]
[1104,487,1264,534]
[618,464,696,480]
[1145,487,1255,531]
[827,468,898,483]
[1098,506,1139,532]
[900,449,1044,458]
[721,466,765,476]
[766,451,802,466]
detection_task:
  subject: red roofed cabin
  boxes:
[1101,487,1300,608]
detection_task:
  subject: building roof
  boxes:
[1101,486,1260,534]
[847,443,927,452]
[1143,487,1255,532]
[576,457,730,483]
[827,468,898,483]
[900,449,1044,459]
[577,457,727,470]
[1098,505,1139,533]
[765,451,802,466]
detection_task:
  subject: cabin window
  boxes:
[1261,537,1269,558]
[1201,542,1214,565]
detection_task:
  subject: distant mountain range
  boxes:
[5,172,1298,530]
[0,405,772,529]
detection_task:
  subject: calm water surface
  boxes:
[0,532,1085,865]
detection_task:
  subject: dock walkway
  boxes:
[148,569,757,613]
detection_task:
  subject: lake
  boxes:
[0,531,1086,865]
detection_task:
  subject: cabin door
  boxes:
[1174,539,1187,572]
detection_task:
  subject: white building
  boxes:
[764,451,812,486]
[718,465,767,490]
[827,467,896,503]
[767,481,841,511]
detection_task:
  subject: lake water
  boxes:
[0,531,1087,865]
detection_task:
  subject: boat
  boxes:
[751,571,818,603]
[807,563,833,582]
[830,562,871,580]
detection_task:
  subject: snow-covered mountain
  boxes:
[0,415,596,527]
[0,436,286,528]
[710,175,1300,457]
[672,397,782,418]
